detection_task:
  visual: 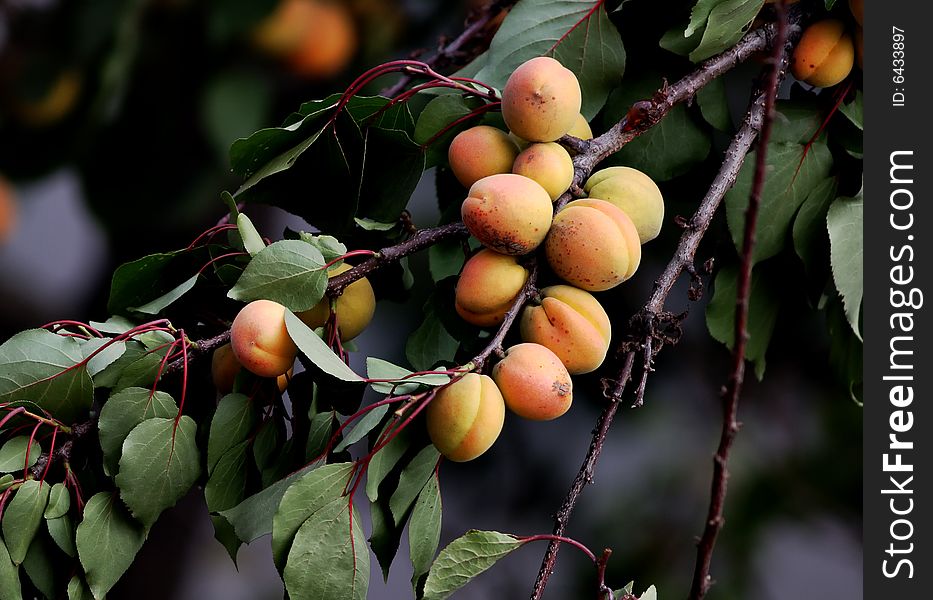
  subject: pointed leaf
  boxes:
[827,195,863,339]
[205,441,250,513]
[366,358,450,395]
[98,387,177,476]
[409,473,442,582]
[0,540,22,600]
[237,213,266,256]
[228,240,327,312]
[285,311,365,383]
[207,393,256,473]
[366,422,411,503]
[422,530,522,600]
[0,437,41,473]
[333,405,390,454]
[220,463,320,543]
[76,492,147,600]
[67,575,94,600]
[129,274,199,315]
[47,514,76,557]
[115,416,201,526]
[2,480,51,564]
[44,483,70,519]
[390,446,440,525]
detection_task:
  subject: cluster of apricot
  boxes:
[790,0,863,88]
[426,57,665,463]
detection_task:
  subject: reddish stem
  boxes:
[420,101,502,149]
[39,427,58,484]
[23,422,42,473]
[517,535,598,564]
[322,250,379,272]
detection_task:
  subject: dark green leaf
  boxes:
[406,304,460,372]
[390,446,440,525]
[130,274,199,315]
[827,194,863,339]
[0,474,13,492]
[23,532,62,599]
[205,441,250,513]
[826,298,863,403]
[220,463,319,543]
[271,462,355,570]
[306,410,335,461]
[0,437,41,473]
[0,329,94,423]
[228,240,327,312]
[422,530,522,600]
[839,90,862,130]
[696,75,731,130]
[67,575,94,600]
[285,311,365,383]
[115,416,201,526]
[365,422,411,503]
[80,337,127,378]
[369,497,402,581]
[428,242,466,283]
[0,540,21,600]
[792,178,838,278]
[334,405,390,454]
[207,393,256,473]
[357,122,425,224]
[366,358,450,396]
[409,474,442,583]
[210,514,241,564]
[689,0,764,62]
[98,387,177,476]
[46,514,76,558]
[44,483,70,519]
[414,95,486,168]
[76,492,147,600]
[2,480,51,564]
[283,498,369,600]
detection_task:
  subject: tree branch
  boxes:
[687,4,789,598]
[28,420,96,480]
[530,9,806,596]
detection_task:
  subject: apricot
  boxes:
[212,343,291,393]
[230,299,298,378]
[791,20,854,88]
[297,263,375,341]
[461,174,553,255]
[455,250,529,327]
[426,373,505,462]
[584,167,665,243]
[501,57,582,142]
[511,142,574,201]
[545,199,641,291]
[849,0,863,27]
[566,113,593,140]
[520,286,611,374]
[492,343,572,421]
[448,126,520,188]
[0,178,16,244]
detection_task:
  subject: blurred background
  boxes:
[0,0,861,598]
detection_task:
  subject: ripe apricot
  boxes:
[520,285,611,374]
[511,142,574,201]
[455,250,529,327]
[791,19,854,88]
[212,343,291,393]
[584,166,665,243]
[502,57,582,142]
[0,178,16,244]
[297,263,375,342]
[545,199,641,291]
[492,343,572,421]
[426,373,505,462]
[461,174,553,255]
[566,113,593,140]
[230,299,298,378]
[448,126,520,188]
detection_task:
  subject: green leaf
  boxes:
[115,416,201,526]
[390,445,440,525]
[283,498,369,600]
[98,387,177,476]
[406,303,460,372]
[827,194,863,339]
[44,483,70,519]
[129,274,199,315]
[107,252,177,315]
[659,24,703,56]
[640,584,658,600]
[409,473,442,583]
[725,105,834,265]
[355,218,397,232]
[2,480,51,564]
[0,329,94,423]
[228,240,327,312]
[839,89,863,130]
[285,311,365,383]
[306,409,336,460]
[0,540,22,600]
[333,405,390,454]
[80,337,128,378]
[601,76,710,181]
[705,265,780,380]
[366,358,450,395]
[298,233,348,262]
[356,126,426,224]
[689,0,764,63]
[0,437,41,473]
[207,393,256,473]
[205,441,250,513]
[233,118,331,197]
[219,463,319,543]
[76,492,147,600]
[471,0,626,118]
[826,298,863,403]
[428,241,466,283]
[271,462,355,571]
[47,514,76,557]
[369,496,402,581]
[696,75,731,130]
[23,532,62,599]
[365,422,411,503]
[67,575,95,600]
[202,70,273,164]
[0,474,13,492]
[236,213,266,256]
[422,530,522,600]
[414,95,486,168]
[792,178,838,278]
[210,514,241,564]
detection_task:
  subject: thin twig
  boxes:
[687,3,789,598]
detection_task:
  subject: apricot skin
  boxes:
[297,263,375,342]
[492,343,572,421]
[520,286,611,375]
[461,174,553,255]
[545,199,641,292]
[212,343,290,393]
[455,250,529,327]
[426,373,505,462]
[584,167,665,243]
[511,143,574,201]
[502,57,582,142]
[791,20,854,88]
[566,113,593,140]
[230,300,298,378]
[449,126,520,188]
